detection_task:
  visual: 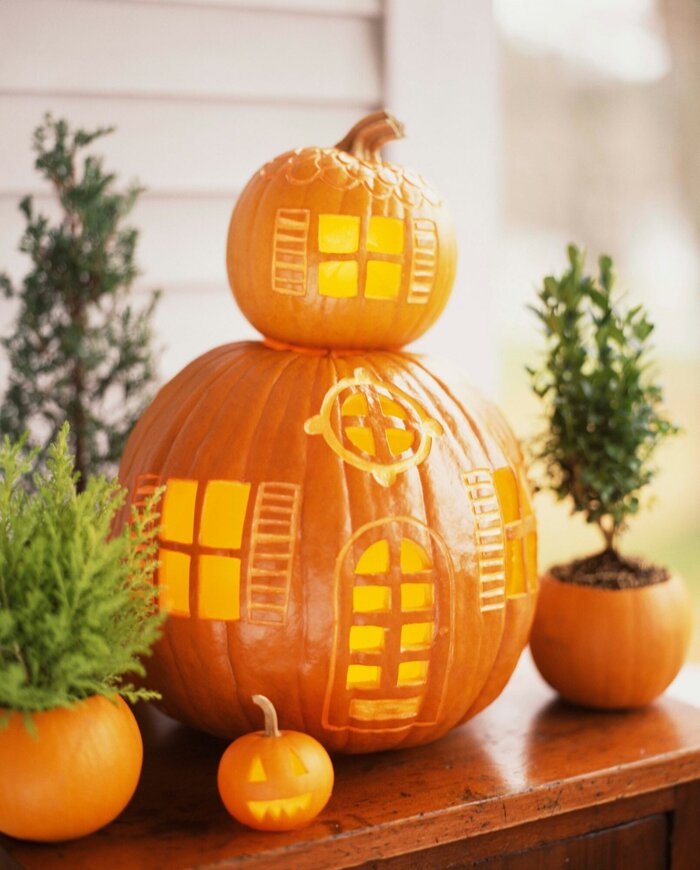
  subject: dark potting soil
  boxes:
[550,549,670,590]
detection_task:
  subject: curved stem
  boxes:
[335,109,405,161]
[252,694,280,738]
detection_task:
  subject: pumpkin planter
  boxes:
[117,113,538,754]
[0,695,143,842]
[218,695,334,831]
[530,570,692,709]
[526,248,689,711]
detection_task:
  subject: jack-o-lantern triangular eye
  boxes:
[248,755,267,782]
[289,748,308,776]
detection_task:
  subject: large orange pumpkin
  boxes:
[226,111,457,350]
[118,342,537,753]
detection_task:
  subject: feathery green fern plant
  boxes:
[0,425,163,722]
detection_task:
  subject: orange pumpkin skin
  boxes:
[226,111,457,350]
[117,341,537,753]
[530,573,692,709]
[0,695,142,842]
[218,697,333,831]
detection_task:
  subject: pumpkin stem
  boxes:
[252,694,280,738]
[335,109,405,161]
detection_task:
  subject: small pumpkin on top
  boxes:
[218,695,334,831]
[227,110,457,349]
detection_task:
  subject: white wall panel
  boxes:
[384,0,500,391]
[1,194,236,285]
[130,0,381,17]
[0,0,381,103]
[0,96,369,194]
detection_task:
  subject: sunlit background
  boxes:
[1,0,698,656]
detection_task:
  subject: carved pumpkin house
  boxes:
[117,112,538,754]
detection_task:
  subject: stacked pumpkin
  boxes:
[118,111,538,754]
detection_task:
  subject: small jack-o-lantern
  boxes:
[227,110,457,349]
[218,695,334,831]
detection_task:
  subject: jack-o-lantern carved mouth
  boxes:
[247,792,313,823]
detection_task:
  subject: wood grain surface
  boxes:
[2,654,699,869]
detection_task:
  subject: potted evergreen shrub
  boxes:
[0,114,160,487]
[0,426,163,841]
[527,246,692,709]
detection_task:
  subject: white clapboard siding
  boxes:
[131,0,381,16]
[0,0,381,104]
[0,96,369,195]
[0,0,500,388]
[1,193,237,286]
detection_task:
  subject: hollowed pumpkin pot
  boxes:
[530,572,692,709]
[118,342,538,753]
[0,696,142,842]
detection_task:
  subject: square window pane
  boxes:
[400,583,434,611]
[365,260,402,300]
[400,622,434,651]
[158,548,191,616]
[353,585,391,612]
[199,480,251,549]
[368,216,404,254]
[161,479,197,544]
[397,660,429,686]
[346,664,381,689]
[349,625,386,652]
[199,555,240,621]
[318,214,360,253]
[319,260,358,298]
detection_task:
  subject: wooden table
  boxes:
[2,654,699,869]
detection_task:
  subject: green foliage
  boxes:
[0,114,160,487]
[0,425,163,719]
[528,245,679,550]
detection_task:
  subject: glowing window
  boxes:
[344,425,376,456]
[365,260,402,300]
[400,583,434,611]
[353,585,391,613]
[341,393,369,416]
[349,625,386,653]
[401,622,434,651]
[198,555,240,621]
[379,396,407,419]
[199,480,250,549]
[346,664,381,689]
[367,216,404,254]
[318,214,360,253]
[385,428,415,457]
[397,660,429,686]
[158,548,190,616]
[161,479,198,544]
[355,539,390,575]
[400,539,432,574]
[318,261,358,298]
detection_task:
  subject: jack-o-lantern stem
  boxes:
[252,694,280,738]
[334,109,405,161]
